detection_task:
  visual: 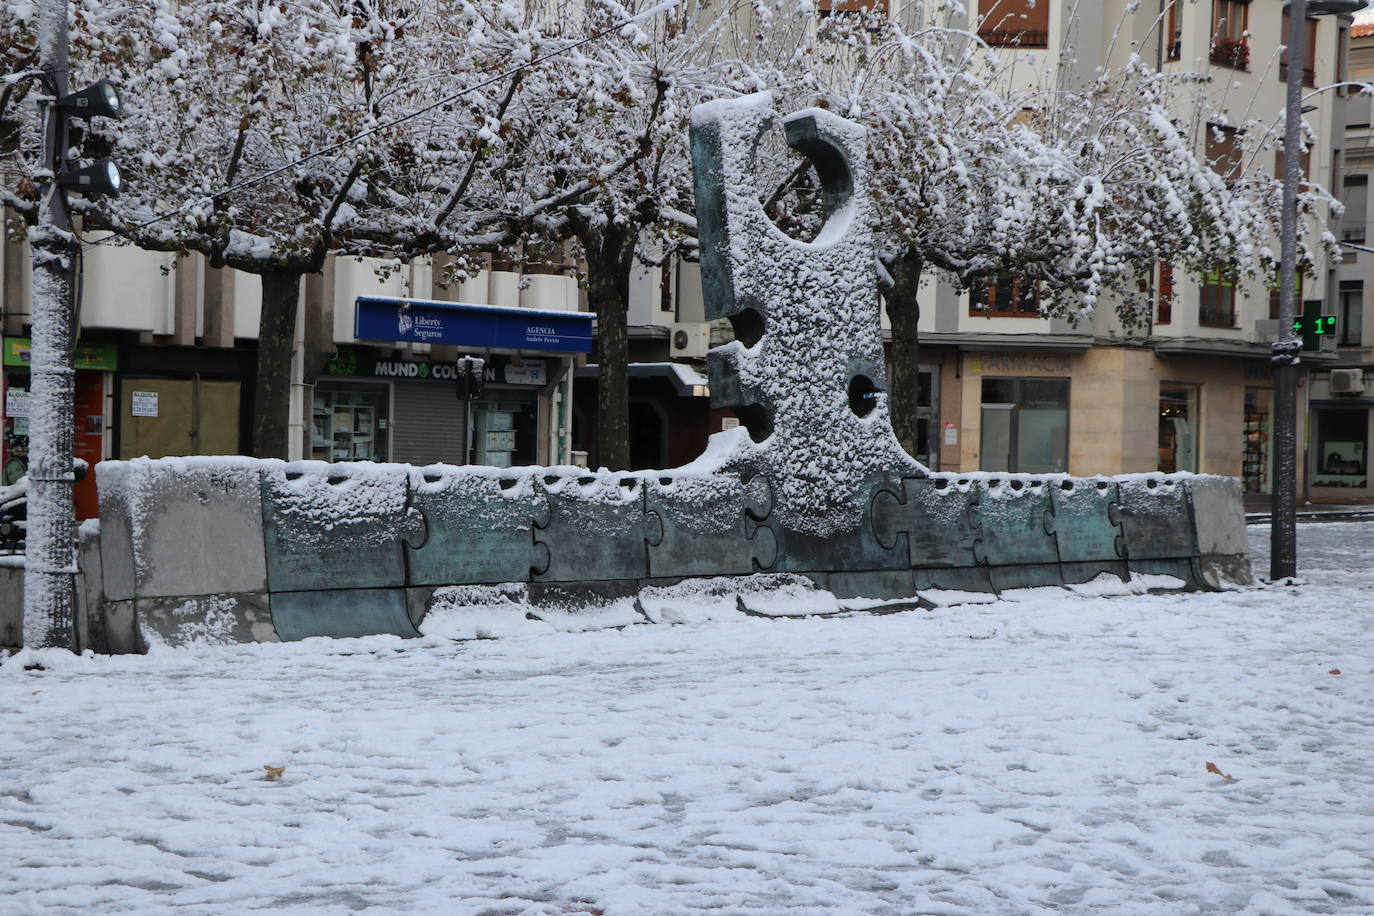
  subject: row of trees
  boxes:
[1,0,1331,465]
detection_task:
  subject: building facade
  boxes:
[0,0,1359,507]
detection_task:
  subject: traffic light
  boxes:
[456,355,485,400]
[54,79,123,198]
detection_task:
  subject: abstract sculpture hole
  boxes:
[848,375,879,418]
[735,402,774,443]
[730,307,765,348]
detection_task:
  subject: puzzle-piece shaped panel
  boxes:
[406,467,547,586]
[1116,476,1199,561]
[764,471,910,574]
[1049,478,1125,563]
[533,473,658,583]
[644,472,776,579]
[972,480,1060,567]
[871,476,981,570]
[270,588,419,641]
[262,464,424,592]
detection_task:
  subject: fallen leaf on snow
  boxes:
[1205,762,1233,780]
[262,765,286,781]
[1329,669,1341,675]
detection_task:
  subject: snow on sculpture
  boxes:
[689,93,920,537]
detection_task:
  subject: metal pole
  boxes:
[22,0,79,650]
[1271,0,1306,581]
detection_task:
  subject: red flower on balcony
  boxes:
[1211,37,1249,70]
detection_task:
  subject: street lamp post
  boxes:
[1272,0,1363,582]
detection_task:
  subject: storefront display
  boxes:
[1243,388,1272,494]
[317,349,557,466]
[979,376,1069,473]
[1158,384,1199,473]
[312,382,390,462]
[1312,408,1368,489]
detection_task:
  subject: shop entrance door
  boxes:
[118,377,240,459]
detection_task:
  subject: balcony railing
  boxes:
[1210,39,1249,70]
[978,28,1049,48]
[1199,306,1237,328]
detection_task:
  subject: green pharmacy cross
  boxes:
[1293,301,1337,351]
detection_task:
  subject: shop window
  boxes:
[970,277,1040,317]
[1211,0,1249,70]
[1313,408,1368,488]
[469,395,537,468]
[312,382,390,462]
[1281,13,1318,87]
[1157,262,1174,325]
[1158,384,1199,473]
[1339,281,1364,347]
[1243,388,1271,494]
[977,0,1049,48]
[979,376,1069,473]
[1199,269,1236,327]
[1206,123,1243,184]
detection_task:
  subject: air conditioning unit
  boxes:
[671,322,711,359]
[1330,368,1366,395]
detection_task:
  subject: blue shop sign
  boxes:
[355,296,595,354]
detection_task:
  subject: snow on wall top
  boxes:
[689,94,920,536]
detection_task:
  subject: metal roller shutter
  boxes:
[391,382,467,466]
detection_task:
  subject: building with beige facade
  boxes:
[901,0,1353,504]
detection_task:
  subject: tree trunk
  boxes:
[579,221,635,472]
[883,250,925,462]
[253,267,303,458]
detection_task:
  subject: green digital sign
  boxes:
[1293,301,1337,351]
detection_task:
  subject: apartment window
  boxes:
[1268,270,1303,321]
[980,377,1069,474]
[1274,145,1312,185]
[1342,174,1368,244]
[1157,262,1174,325]
[1281,13,1318,87]
[1211,0,1250,69]
[977,0,1049,48]
[970,277,1040,317]
[1206,123,1243,184]
[1166,1,1182,61]
[1200,269,1236,327]
[1159,384,1199,473]
[1339,280,1363,347]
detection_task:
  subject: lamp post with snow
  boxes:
[23,1,123,652]
[1271,0,1363,582]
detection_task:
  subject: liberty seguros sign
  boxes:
[356,296,594,354]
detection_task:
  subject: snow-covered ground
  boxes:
[3,524,1373,915]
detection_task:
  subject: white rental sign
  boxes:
[131,391,159,418]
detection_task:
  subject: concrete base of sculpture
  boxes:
[78,455,1254,650]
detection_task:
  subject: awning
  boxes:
[578,362,710,398]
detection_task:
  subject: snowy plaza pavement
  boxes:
[4,524,1374,914]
